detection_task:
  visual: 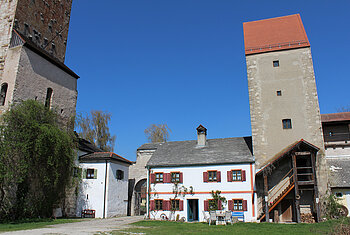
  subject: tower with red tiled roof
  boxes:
[243,14,327,195]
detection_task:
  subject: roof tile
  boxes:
[243,14,310,55]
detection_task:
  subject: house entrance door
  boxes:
[187,199,198,221]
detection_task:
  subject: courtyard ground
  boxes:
[0,216,143,235]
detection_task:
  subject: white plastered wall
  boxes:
[148,163,257,222]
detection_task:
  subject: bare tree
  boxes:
[337,106,350,112]
[76,111,116,152]
[144,124,171,143]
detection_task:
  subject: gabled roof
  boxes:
[79,152,133,165]
[243,14,310,55]
[137,142,162,151]
[146,136,253,168]
[327,158,350,188]
[10,30,79,79]
[77,137,103,153]
[256,139,320,175]
[321,112,350,123]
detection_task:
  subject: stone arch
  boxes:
[134,179,147,216]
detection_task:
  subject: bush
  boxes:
[0,100,75,221]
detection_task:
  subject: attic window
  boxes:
[273,60,279,67]
[86,169,95,179]
[116,170,124,180]
[282,119,292,129]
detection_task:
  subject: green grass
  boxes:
[0,218,82,232]
[113,218,350,235]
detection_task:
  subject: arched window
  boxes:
[45,88,53,108]
[0,83,8,106]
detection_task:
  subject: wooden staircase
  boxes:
[258,169,295,221]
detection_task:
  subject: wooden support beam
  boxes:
[264,173,269,222]
[311,152,321,222]
[295,151,311,156]
[292,154,301,223]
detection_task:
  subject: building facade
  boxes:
[146,126,256,222]
[77,152,132,218]
[243,14,328,220]
[0,0,77,124]
[321,112,350,216]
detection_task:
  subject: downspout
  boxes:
[147,166,150,219]
[103,159,108,218]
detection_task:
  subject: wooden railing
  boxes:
[258,169,295,219]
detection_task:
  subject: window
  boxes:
[232,170,242,181]
[45,88,53,108]
[282,119,292,129]
[273,60,279,67]
[155,173,163,183]
[0,83,8,106]
[171,200,180,211]
[277,90,282,96]
[116,170,124,180]
[336,192,343,198]
[155,200,163,210]
[86,169,95,179]
[208,171,217,182]
[171,172,180,183]
[233,199,243,211]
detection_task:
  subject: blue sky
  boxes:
[65,0,350,161]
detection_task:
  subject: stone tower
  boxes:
[0,0,77,123]
[243,14,327,195]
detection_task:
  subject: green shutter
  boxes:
[94,169,98,179]
[83,169,87,179]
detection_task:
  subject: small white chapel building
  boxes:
[76,151,132,218]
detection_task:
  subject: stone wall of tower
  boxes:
[246,47,328,196]
[0,0,18,79]
[13,0,73,62]
[1,45,78,123]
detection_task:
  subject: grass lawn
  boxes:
[0,218,82,232]
[113,218,350,235]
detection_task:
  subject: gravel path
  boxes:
[1,216,144,235]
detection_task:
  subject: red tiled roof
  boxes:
[243,14,310,55]
[321,112,350,123]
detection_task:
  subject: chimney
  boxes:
[196,125,207,147]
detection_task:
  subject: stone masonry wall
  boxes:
[13,0,73,62]
[246,47,328,198]
[5,45,77,124]
[0,0,18,79]
[129,149,155,216]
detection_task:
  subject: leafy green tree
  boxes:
[76,110,116,152]
[0,100,75,220]
[209,190,226,211]
[144,124,171,143]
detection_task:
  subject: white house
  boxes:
[77,152,132,218]
[146,125,257,222]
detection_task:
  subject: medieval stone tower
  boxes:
[243,14,328,196]
[0,0,77,124]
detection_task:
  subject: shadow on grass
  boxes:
[0,218,82,232]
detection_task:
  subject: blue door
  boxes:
[187,199,198,221]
